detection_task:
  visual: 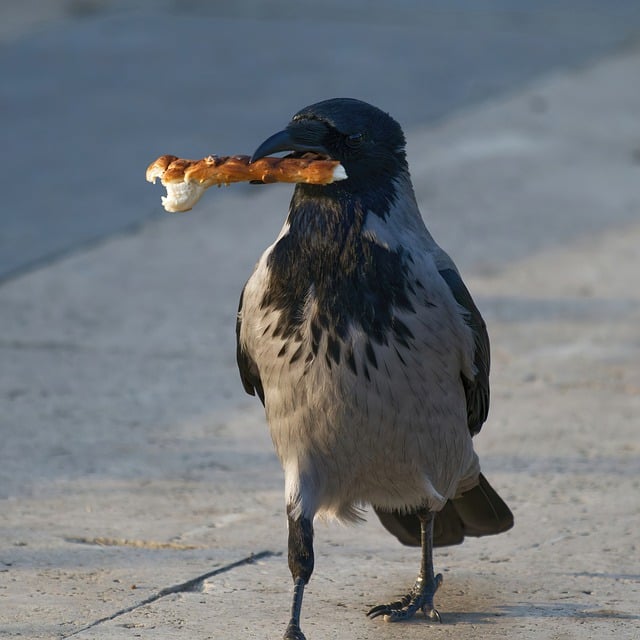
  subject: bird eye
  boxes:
[346,132,365,148]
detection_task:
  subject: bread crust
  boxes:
[146,154,347,212]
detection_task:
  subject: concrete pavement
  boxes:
[1,4,640,640]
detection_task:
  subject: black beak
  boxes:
[251,121,331,163]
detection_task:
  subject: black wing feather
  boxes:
[438,268,490,436]
[236,285,265,405]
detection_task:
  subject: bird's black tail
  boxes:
[374,473,513,547]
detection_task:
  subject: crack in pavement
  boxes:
[64,536,202,550]
[60,549,279,638]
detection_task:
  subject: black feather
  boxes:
[260,188,415,355]
[438,268,490,436]
[236,285,265,405]
[375,474,513,547]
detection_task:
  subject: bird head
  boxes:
[251,98,408,197]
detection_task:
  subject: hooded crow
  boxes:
[237,98,513,639]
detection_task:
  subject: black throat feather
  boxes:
[261,179,417,364]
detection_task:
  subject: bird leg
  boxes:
[283,507,314,640]
[368,509,443,622]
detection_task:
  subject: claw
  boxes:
[367,604,390,619]
[368,572,443,623]
[367,594,411,619]
[384,607,417,622]
[425,607,442,622]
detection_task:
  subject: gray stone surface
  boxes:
[1,3,640,640]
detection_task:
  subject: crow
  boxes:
[236,98,513,639]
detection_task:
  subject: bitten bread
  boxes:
[146,154,347,212]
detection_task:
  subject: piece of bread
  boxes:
[146,154,347,212]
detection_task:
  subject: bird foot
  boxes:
[283,622,307,640]
[367,573,443,622]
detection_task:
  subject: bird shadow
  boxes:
[441,602,640,626]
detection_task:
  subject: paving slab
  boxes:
[2,24,640,640]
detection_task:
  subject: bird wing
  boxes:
[236,285,265,405]
[376,258,506,547]
[437,267,490,436]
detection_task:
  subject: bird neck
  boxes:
[260,174,418,343]
[288,171,401,230]
[286,184,363,249]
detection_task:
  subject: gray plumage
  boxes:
[236,98,512,637]
[239,173,479,520]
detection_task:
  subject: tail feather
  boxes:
[374,473,513,547]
